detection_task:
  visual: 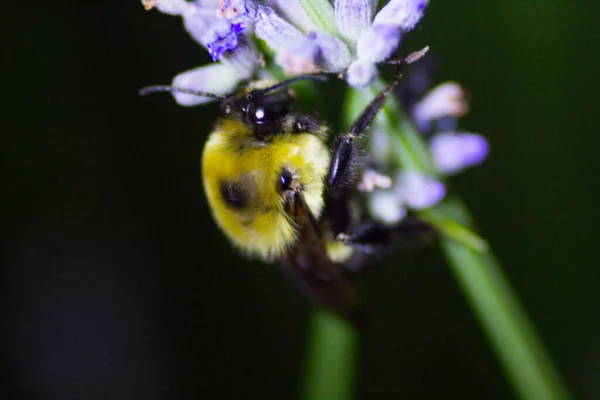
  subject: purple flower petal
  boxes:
[429,132,489,174]
[276,36,321,74]
[310,31,351,72]
[334,0,374,42]
[346,59,377,87]
[217,0,257,29]
[149,1,222,50]
[182,6,221,46]
[255,5,305,54]
[395,171,445,209]
[201,19,240,61]
[356,23,401,63]
[373,0,428,31]
[275,31,350,74]
[412,82,469,131]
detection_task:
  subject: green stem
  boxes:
[297,1,570,398]
[302,311,358,400]
[440,199,570,400]
[302,79,571,399]
[347,80,572,400]
[419,208,488,253]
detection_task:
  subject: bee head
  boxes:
[140,74,329,128]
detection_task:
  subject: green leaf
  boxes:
[420,207,489,253]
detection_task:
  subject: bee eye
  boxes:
[254,107,265,121]
[278,169,293,192]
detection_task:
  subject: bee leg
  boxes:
[326,64,403,190]
[338,218,433,275]
[325,66,404,236]
[339,217,434,249]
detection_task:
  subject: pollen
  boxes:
[218,0,239,20]
[142,0,156,11]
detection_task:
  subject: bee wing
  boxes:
[280,190,365,328]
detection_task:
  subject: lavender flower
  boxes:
[412,82,469,132]
[429,132,489,175]
[254,0,429,86]
[366,71,488,224]
[143,0,429,105]
[368,171,445,225]
[142,0,259,105]
[410,81,489,174]
[141,1,486,224]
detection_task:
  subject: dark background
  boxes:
[3,1,600,398]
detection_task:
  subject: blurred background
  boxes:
[3,0,599,398]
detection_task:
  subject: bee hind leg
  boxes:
[339,217,434,251]
[339,217,434,275]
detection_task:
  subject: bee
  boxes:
[141,63,430,327]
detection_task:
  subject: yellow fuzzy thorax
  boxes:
[202,119,331,261]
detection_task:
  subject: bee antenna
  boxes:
[138,85,227,99]
[258,73,329,95]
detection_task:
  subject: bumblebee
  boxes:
[141,66,429,327]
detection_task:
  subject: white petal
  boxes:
[357,170,392,192]
[346,59,377,87]
[220,37,258,78]
[368,191,407,225]
[254,5,305,54]
[144,0,193,15]
[171,63,242,106]
[373,0,428,31]
[334,0,374,43]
